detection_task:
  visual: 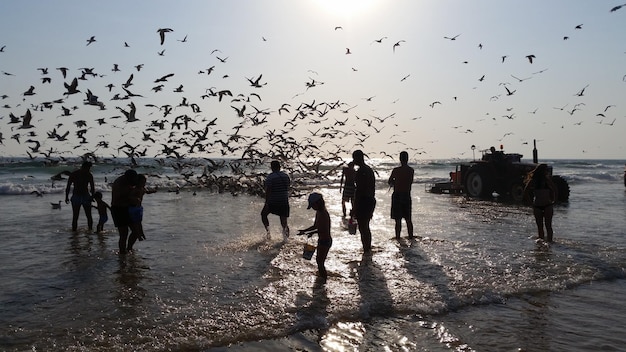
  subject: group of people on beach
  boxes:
[64,162,153,254]
[65,147,558,277]
[261,149,416,280]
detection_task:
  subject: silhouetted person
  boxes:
[111,169,138,254]
[339,161,356,217]
[352,150,376,253]
[261,160,291,239]
[388,151,415,239]
[93,191,111,233]
[523,164,557,242]
[298,192,332,280]
[65,161,95,231]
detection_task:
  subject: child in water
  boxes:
[93,191,111,233]
[298,192,332,279]
[128,174,148,246]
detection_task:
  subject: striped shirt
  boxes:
[265,171,290,204]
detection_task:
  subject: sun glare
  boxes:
[314,0,379,18]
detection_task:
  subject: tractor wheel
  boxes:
[552,175,570,202]
[510,182,525,202]
[465,169,493,198]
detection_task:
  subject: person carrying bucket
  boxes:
[298,192,332,280]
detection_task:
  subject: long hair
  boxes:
[525,164,549,189]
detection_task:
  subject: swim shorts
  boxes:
[71,194,92,206]
[129,206,144,224]
[266,202,290,218]
[354,196,376,221]
[391,192,412,220]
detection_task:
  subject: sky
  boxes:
[1,0,625,162]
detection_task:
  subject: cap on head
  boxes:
[307,192,323,209]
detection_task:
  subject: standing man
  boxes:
[111,169,137,254]
[388,151,415,239]
[339,162,356,218]
[65,161,95,232]
[261,160,291,239]
[352,150,376,253]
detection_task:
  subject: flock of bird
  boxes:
[1,4,625,195]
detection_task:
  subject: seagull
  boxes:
[371,36,388,44]
[505,86,516,96]
[56,67,68,78]
[392,40,405,53]
[23,86,36,96]
[117,102,138,122]
[525,54,536,63]
[444,34,461,40]
[18,109,34,129]
[63,77,80,95]
[574,84,589,96]
[157,28,173,45]
[51,201,62,209]
[610,3,626,12]
[86,36,96,46]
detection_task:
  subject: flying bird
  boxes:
[56,67,68,78]
[63,77,80,95]
[392,40,406,53]
[23,86,36,96]
[525,54,536,63]
[157,28,173,45]
[444,34,461,40]
[86,36,96,46]
[610,3,626,12]
[18,109,34,129]
[371,36,388,44]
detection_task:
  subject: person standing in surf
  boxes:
[523,164,557,242]
[339,161,356,218]
[261,160,291,239]
[352,150,376,253]
[65,161,95,232]
[388,151,415,239]
[111,169,137,254]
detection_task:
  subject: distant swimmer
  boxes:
[31,190,45,197]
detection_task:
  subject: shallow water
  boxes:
[0,159,625,351]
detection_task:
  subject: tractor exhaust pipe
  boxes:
[532,139,538,164]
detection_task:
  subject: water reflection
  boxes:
[115,254,148,316]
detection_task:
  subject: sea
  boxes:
[0,157,624,352]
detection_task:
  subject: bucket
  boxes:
[302,244,316,260]
[348,219,357,235]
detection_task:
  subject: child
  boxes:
[128,174,152,250]
[93,191,111,233]
[298,192,332,279]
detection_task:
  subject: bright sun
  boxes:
[314,0,379,18]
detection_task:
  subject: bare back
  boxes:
[389,165,414,193]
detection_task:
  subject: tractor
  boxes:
[431,142,570,203]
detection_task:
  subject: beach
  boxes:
[0,158,624,351]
